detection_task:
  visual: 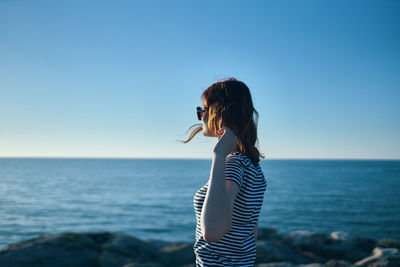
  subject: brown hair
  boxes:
[180,77,265,165]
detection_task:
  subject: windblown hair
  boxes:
[180,77,265,166]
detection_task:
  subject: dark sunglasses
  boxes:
[196,106,208,121]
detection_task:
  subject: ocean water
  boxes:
[0,158,399,249]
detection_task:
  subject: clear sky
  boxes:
[0,0,399,160]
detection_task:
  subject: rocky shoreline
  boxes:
[0,227,399,267]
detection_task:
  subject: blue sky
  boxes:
[0,0,399,159]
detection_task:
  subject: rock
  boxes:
[1,229,398,267]
[256,263,327,267]
[354,247,400,267]
[298,251,327,263]
[317,232,370,262]
[97,232,159,266]
[122,263,163,267]
[279,230,373,263]
[0,231,197,267]
[256,240,312,264]
[354,236,377,253]
[330,232,357,242]
[0,232,163,267]
[144,239,175,250]
[281,230,329,262]
[329,231,376,258]
[157,242,195,266]
[255,262,299,267]
[0,232,105,267]
[376,239,400,249]
[143,238,196,265]
[98,249,132,267]
[258,227,280,240]
[282,230,328,249]
[324,259,353,267]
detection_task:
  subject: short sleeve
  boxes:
[225,154,246,189]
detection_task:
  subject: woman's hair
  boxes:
[180,77,265,166]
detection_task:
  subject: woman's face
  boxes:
[201,106,218,137]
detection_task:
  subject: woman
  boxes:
[182,77,268,266]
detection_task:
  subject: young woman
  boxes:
[182,78,268,266]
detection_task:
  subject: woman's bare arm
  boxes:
[200,153,239,242]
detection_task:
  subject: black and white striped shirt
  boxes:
[193,151,267,266]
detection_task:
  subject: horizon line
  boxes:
[0,156,399,161]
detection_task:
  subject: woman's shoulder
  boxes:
[227,151,245,160]
[227,152,266,189]
[227,151,259,168]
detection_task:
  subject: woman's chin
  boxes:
[203,131,217,137]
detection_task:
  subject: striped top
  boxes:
[193,151,267,266]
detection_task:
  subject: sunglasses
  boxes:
[196,106,208,121]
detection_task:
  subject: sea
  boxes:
[0,158,399,249]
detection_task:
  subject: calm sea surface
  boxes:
[0,158,399,249]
